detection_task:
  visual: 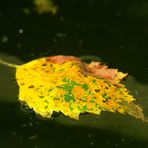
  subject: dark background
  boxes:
[0,0,148,147]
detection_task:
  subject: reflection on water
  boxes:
[0,52,23,102]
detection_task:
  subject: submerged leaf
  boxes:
[14,55,147,122]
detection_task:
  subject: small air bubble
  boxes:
[87,133,93,138]
[29,135,38,140]
[19,29,24,34]
[121,138,126,142]
[56,33,67,38]
[90,142,94,145]
[17,43,22,48]
[114,143,119,147]
[78,40,83,45]
[12,132,17,135]
[1,36,9,43]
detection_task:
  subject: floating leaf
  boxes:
[0,55,147,122]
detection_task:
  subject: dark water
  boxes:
[0,0,148,147]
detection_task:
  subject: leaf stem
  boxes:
[0,59,19,68]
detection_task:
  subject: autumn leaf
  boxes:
[13,55,147,122]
